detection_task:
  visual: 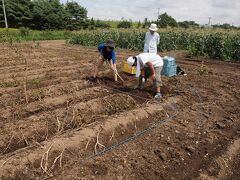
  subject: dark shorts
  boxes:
[101,56,116,64]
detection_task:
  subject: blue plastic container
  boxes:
[161,56,177,77]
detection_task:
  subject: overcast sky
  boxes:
[60,0,240,26]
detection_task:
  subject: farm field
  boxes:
[0,40,239,179]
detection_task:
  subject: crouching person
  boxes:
[127,53,163,100]
[93,39,118,81]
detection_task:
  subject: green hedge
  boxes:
[0,28,74,42]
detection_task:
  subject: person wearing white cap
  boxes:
[144,23,160,54]
[127,53,163,100]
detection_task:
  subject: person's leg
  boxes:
[110,60,118,81]
[153,66,163,99]
[93,56,104,78]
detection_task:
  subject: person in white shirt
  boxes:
[144,23,160,54]
[127,53,163,100]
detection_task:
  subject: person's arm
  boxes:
[98,44,102,52]
[98,44,104,58]
[146,61,156,80]
[144,32,148,43]
[144,32,149,52]
[111,50,116,64]
[141,68,145,77]
[157,33,160,45]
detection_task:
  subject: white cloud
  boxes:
[61,0,240,26]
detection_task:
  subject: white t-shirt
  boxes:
[137,53,163,69]
[144,32,160,54]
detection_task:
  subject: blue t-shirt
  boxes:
[98,43,116,64]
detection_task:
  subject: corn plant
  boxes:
[70,29,240,61]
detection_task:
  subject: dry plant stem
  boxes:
[56,116,61,132]
[85,121,98,128]
[49,149,65,171]
[110,130,115,141]
[85,138,91,150]
[12,45,28,104]
[70,108,75,125]
[36,142,44,149]
[19,128,29,146]
[0,157,11,169]
[134,120,138,134]
[24,83,28,104]
[41,142,55,173]
[59,149,64,168]
[45,121,49,141]
[24,52,29,104]
[94,126,106,154]
[163,109,170,118]
[66,100,69,109]
[3,134,14,153]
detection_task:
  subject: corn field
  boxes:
[1,28,239,61]
[70,30,240,61]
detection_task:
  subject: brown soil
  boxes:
[0,40,239,179]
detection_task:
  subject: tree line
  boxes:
[0,0,239,30]
[0,0,92,30]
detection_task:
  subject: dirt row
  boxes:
[0,93,137,155]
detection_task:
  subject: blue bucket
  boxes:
[161,56,177,77]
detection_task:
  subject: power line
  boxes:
[2,0,8,28]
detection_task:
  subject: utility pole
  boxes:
[2,0,8,28]
[157,8,160,19]
[208,17,212,26]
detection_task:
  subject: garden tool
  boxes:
[107,61,125,83]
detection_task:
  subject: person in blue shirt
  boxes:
[93,39,118,81]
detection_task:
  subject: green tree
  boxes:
[213,23,239,30]
[95,20,111,29]
[178,21,199,28]
[31,0,68,30]
[0,0,88,30]
[65,1,87,20]
[90,18,95,26]
[0,0,33,28]
[0,1,5,27]
[221,23,231,29]
[137,20,141,28]
[64,1,88,30]
[178,22,189,28]
[117,20,132,28]
[142,17,150,28]
[157,12,178,28]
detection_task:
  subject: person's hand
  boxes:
[99,54,104,60]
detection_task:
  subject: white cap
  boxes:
[127,56,135,67]
[149,23,158,31]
